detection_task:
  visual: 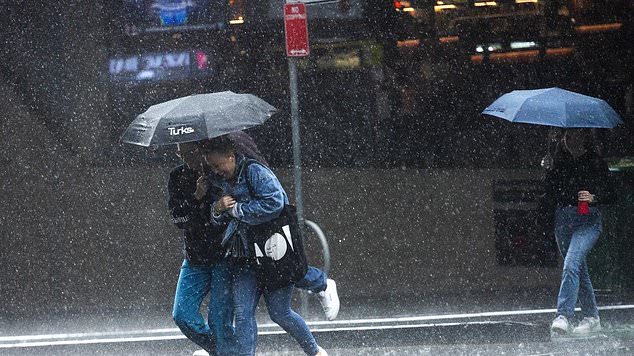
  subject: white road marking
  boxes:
[2,304,633,348]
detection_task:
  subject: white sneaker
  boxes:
[315,346,328,356]
[192,350,209,356]
[317,279,340,321]
[551,315,570,335]
[573,316,601,334]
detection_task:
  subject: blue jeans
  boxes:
[295,266,327,293]
[232,261,319,356]
[554,206,602,319]
[172,259,236,355]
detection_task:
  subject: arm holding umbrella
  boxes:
[168,166,209,230]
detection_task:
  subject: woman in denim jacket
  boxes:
[546,129,615,335]
[201,136,327,356]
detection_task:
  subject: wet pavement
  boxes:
[2,291,634,355]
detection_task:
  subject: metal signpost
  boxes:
[285,1,337,315]
[284,1,311,316]
[284,2,310,234]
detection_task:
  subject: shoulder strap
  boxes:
[241,157,280,200]
[240,158,258,198]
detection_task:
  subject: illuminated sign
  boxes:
[108,49,213,83]
[122,0,228,34]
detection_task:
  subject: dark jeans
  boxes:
[172,259,236,355]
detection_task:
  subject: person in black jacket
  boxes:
[546,129,615,335]
[169,141,236,356]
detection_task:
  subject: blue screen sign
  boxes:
[123,0,228,34]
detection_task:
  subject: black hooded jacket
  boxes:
[544,147,616,209]
[168,164,225,265]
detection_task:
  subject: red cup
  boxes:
[578,200,590,215]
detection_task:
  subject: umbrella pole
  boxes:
[288,57,306,238]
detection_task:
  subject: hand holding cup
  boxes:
[578,190,594,203]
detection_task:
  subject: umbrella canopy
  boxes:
[121,91,277,147]
[482,87,623,128]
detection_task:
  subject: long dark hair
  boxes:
[228,131,269,166]
[199,135,235,155]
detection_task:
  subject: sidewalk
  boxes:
[255,300,634,354]
[2,289,634,355]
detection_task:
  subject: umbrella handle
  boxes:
[198,160,211,176]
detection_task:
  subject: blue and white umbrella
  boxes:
[482,87,623,128]
[121,91,277,147]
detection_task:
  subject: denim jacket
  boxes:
[209,155,289,257]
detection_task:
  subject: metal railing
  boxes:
[300,219,330,316]
[305,219,330,274]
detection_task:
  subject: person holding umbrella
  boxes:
[201,135,328,356]
[169,141,236,355]
[123,92,276,356]
[483,88,623,335]
[546,129,615,335]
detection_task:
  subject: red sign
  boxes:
[284,3,309,57]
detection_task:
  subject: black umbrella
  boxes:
[120,91,277,147]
